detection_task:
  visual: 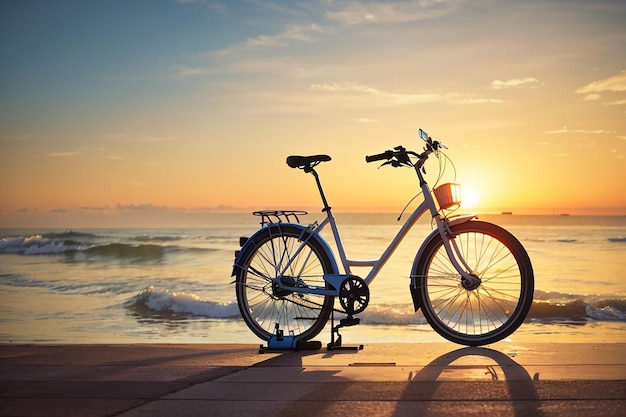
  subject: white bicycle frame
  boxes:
[273,173,478,296]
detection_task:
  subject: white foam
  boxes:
[586,304,626,321]
[359,304,427,325]
[0,235,88,255]
[136,286,240,318]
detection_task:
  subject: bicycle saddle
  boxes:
[286,155,332,170]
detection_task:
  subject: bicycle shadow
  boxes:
[272,345,545,417]
[398,346,545,417]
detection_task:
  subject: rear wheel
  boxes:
[414,221,534,346]
[235,224,335,341]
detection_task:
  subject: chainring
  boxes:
[339,276,370,315]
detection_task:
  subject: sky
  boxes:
[1,0,625,227]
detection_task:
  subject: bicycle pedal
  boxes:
[339,317,360,327]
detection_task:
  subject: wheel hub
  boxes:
[461,274,482,291]
[272,276,296,297]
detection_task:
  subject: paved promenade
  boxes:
[1,342,624,417]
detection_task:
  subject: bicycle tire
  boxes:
[235,224,335,341]
[413,221,534,346]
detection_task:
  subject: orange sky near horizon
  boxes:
[1,0,625,228]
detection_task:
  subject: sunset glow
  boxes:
[461,188,480,210]
[1,0,625,227]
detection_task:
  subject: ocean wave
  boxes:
[524,238,580,244]
[129,286,240,319]
[524,299,625,322]
[528,299,587,319]
[125,286,626,324]
[0,234,171,261]
[0,235,91,255]
[42,231,99,239]
[132,235,183,242]
[361,299,626,325]
[360,305,428,325]
[83,243,167,260]
[0,273,138,296]
[0,233,216,262]
[608,236,626,243]
[586,304,626,321]
[533,289,581,302]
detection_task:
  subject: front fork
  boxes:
[410,215,480,311]
[437,216,482,290]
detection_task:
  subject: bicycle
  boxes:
[233,128,534,348]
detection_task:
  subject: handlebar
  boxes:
[365,129,447,168]
[365,150,395,163]
[365,146,421,168]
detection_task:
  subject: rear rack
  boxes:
[253,210,308,226]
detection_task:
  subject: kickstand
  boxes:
[327,308,364,351]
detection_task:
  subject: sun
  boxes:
[461,187,480,209]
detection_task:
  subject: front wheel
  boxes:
[413,221,534,346]
[234,224,335,342]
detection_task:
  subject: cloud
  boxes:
[604,99,626,106]
[544,126,609,135]
[185,24,325,78]
[582,94,602,101]
[191,204,235,212]
[245,24,323,47]
[113,203,236,214]
[576,70,626,94]
[49,208,70,213]
[325,0,460,25]
[45,151,84,158]
[116,203,169,212]
[115,203,183,213]
[214,24,324,57]
[575,70,626,101]
[104,128,177,143]
[310,82,501,105]
[80,206,111,211]
[311,82,381,94]
[490,77,540,90]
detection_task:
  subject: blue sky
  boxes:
[1,0,625,226]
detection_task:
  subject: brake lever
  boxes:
[433,140,448,150]
[379,159,408,168]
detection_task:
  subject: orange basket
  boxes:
[433,183,461,210]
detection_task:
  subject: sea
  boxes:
[1,213,625,345]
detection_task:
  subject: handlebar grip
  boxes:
[365,150,393,163]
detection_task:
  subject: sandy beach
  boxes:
[1,342,624,417]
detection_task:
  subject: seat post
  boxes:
[310,169,331,212]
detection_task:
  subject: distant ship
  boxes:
[501,211,513,215]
